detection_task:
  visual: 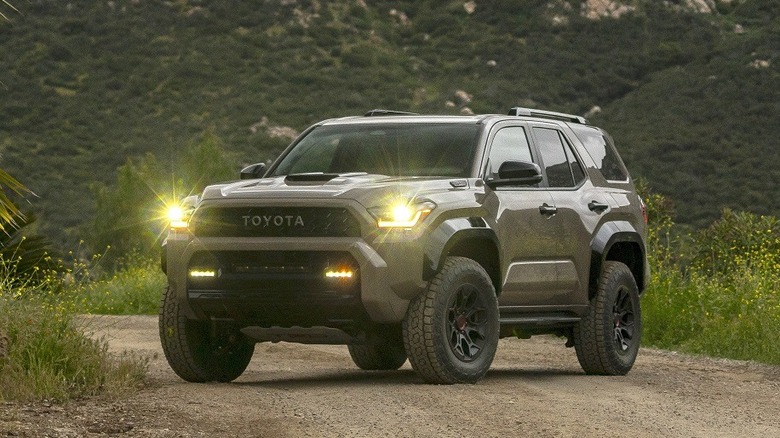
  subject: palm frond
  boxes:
[1,1,19,13]
[0,168,31,231]
[1,0,19,21]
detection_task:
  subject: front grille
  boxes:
[189,206,361,238]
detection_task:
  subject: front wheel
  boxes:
[159,287,254,382]
[573,261,642,375]
[403,256,499,384]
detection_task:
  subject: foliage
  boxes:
[78,255,165,315]
[0,168,28,232]
[0,212,61,287]
[89,132,233,264]
[642,189,780,364]
[1,1,777,249]
[690,209,780,277]
[0,258,147,401]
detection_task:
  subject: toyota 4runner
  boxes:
[159,107,649,384]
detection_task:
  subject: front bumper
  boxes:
[165,232,428,326]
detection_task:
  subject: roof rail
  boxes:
[508,107,587,124]
[364,109,419,117]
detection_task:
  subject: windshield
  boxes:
[270,123,481,178]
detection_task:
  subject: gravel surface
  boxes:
[2,315,779,437]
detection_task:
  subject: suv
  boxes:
[159,107,649,384]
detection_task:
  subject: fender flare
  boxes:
[423,217,500,282]
[589,221,648,295]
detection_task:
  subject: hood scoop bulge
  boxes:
[284,172,368,185]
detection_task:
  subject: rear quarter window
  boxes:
[571,125,628,182]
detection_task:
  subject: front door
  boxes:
[480,122,570,307]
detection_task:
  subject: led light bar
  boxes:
[325,270,354,279]
[189,270,216,278]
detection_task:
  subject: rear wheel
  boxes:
[573,261,641,375]
[348,326,407,371]
[403,256,499,384]
[159,287,254,382]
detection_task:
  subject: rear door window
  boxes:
[570,125,628,181]
[533,127,586,188]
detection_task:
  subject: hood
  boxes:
[199,174,472,209]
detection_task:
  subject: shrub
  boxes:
[79,255,165,315]
[641,201,780,365]
[0,258,147,401]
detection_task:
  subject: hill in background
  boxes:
[1,0,778,250]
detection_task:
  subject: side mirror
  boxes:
[487,161,543,188]
[240,163,267,180]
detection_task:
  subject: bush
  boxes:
[0,258,147,402]
[642,201,780,365]
[79,255,165,315]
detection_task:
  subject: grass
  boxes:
[643,259,780,364]
[78,257,166,315]
[0,260,148,402]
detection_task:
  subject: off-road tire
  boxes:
[573,261,641,375]
[159,287,254,382]
[403,256,499,384]
[348,326,407,371]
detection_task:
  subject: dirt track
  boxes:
[3,315,779,437]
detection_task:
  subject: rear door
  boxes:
[528,124,604,307]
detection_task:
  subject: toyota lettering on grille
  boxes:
[242,215,305,228]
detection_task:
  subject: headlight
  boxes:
[166,196,197,230]
[167,205,191,229]
[369,200,436,229]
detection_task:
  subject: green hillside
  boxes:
[1,0,778,250]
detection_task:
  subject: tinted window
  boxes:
[534,127,580,188]
[271,123,480,177]
[571,125,628,181]
[485,126,533,179]
[566,138,586,185]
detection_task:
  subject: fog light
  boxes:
[190,269,216,278]
[325,270,354,279]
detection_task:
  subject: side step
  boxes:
[499,314,580,339]
[500,315,580,326]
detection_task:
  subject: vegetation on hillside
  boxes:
[0,0,777,250]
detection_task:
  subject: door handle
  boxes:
[539,203,557,216]
[588,201,609,214]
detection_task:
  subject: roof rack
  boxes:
[508,107,587,124]
[364,109,419,117]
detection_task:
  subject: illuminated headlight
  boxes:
[168,206,186,228]
[369,200,436,229]
[167,205,194,230]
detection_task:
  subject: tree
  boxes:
[90,132,234,264]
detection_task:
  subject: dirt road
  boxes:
[3,315,779,437]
